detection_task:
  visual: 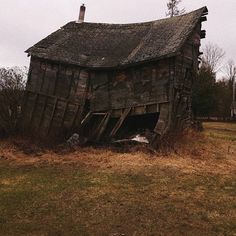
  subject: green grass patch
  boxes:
[0,162,235,235]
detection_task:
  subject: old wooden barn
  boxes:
[21,6,208,144]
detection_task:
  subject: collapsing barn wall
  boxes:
[21,8,207,144]
[21,57,174,142]
[83,22,204,143]
[80,58,177,143]
[21,57,89,141]
[21,27,201,144]
[168,22,205,133]
[90,60,170,112]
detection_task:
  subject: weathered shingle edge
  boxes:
[25,6,208,70]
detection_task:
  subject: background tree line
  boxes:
[192,43,236,119]
[0,67,27,136]
[166,0,236,120]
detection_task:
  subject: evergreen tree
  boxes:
[192,65,218,118]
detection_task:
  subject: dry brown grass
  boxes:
[1,125,235,175]
[0,122,235,235]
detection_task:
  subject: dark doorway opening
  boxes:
[116,112,159,139]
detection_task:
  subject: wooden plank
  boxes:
[70,104,80,129]
[88,113,108,141]
[53,65,60,95]
[95,111,111,141]
[26,89,80,106]
[200,30,206,39]
[60,101,69,129]
[67,70,75,99]
[73,70,90,126]
[93,112,106,116]
[39,66,46,92]
[29,94,39,123]
[47,98,58,135]
[109,107,131,138]
[25,66,32,90]
[37,96,48,132]
[80,111,93,127]
[157,103,160,112]
[200,16,207,22]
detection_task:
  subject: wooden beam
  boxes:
[157,103,160,113]
[80,111,93,128]
[39,66,46,92]
[67,69,75,99]
[37,96,48,132]
[200,30,206,39]
[60,101,69,129]
[93,112,107,116]
[29,94,39,123]
[47,97,58,135]
[200,16,207,22]
[71,104,80,129]
[26,89,80,106]
[109,107,131,138]
[95,111,111,142]
[53,64,60,95]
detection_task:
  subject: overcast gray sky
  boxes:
[0,0,236,74]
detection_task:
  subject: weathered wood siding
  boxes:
[22,57,89,140]
[22,19,202,142]
[170,22,202,131]
[90,59,171,112]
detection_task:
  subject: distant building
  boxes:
[21,6,208,144]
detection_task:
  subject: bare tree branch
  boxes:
[0,67,27,135]
[201,43,225,73]
[224,59,236,84]
[166,0,185,17]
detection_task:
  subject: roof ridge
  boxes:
[63,6,207,28]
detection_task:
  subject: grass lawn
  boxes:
[0,122,235,235]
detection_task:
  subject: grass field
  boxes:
[0,122,235,236]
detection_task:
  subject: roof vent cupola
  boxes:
[78,4,86,23]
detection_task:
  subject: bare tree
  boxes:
[224,60,236,84]
[0,67,27,135]
[224,60,236,115]
[166,0,185,17]
[201,43,225,73]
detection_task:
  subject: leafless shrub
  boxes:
[166,0,185,17]
[224,59,236,83]
[201,43,225,73]
[0,67,27,136]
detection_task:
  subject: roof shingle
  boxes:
[26,7,208,68]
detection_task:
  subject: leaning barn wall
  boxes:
[21,57,89,140]
[90,59,172,113]
[170,22,203,131]
[83,58,175,140]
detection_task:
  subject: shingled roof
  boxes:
[26,7,208,68]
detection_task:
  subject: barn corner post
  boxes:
[19,59,33,134]
[151,57,176,147]
[151,7,208,147]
